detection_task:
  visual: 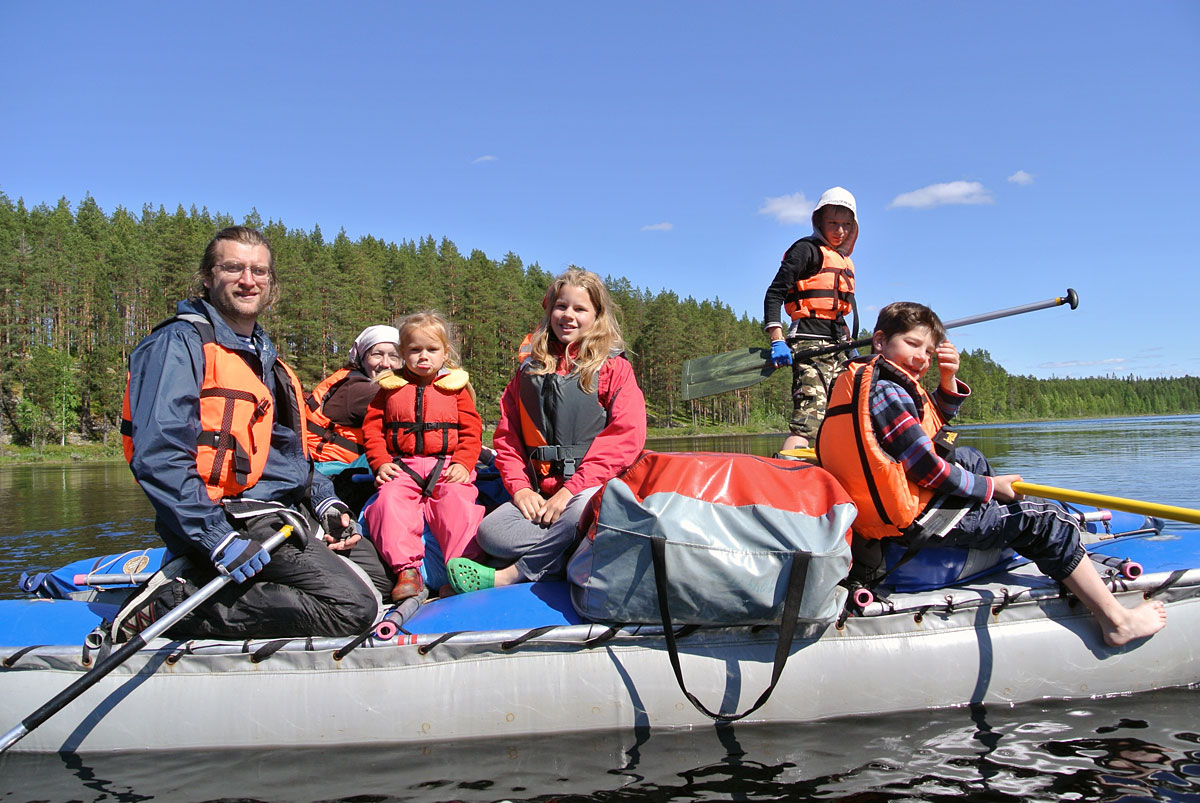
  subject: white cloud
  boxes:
[1008,170,1034,185]
[758,192,816,225]
[472,155,497,164]
[888,181,994,209]
[640,222,673,232]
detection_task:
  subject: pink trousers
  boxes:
[364,455,484,572]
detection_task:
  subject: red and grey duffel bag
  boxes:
[566,451,856,721]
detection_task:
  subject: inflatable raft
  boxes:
[1,508,1196,755]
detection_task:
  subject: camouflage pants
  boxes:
[788,338,848,441]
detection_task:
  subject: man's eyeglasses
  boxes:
[215,262,271,279]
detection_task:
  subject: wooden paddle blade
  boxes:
[681,347,775,400]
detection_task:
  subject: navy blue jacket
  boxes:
[125,298,338,558]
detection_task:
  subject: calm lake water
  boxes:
[1,415,1199,801]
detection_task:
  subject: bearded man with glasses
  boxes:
[117,226,391,641]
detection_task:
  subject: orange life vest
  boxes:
[816,355,944,540]
[121,314,309,502]
[784,244,855,323]
[304,368,367,463]
[374,369,468,458]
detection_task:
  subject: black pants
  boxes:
[167,509,387,640]
[941,447,1086,582]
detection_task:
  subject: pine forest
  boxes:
[2,194,1198,448]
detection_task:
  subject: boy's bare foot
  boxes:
[1102,599,1167,647]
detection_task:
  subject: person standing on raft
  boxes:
[446,267,647,594]
[816,302,1166,647]
[763,186,859,452]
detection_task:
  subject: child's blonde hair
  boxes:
[396,310,463,370]
[526,267,625,393]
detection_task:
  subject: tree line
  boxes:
[1,194,1196,448]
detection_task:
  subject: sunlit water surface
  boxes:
[1,415,1198,801]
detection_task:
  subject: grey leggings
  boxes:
[476,487,600,581]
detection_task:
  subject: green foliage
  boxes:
[0,192,1196,445]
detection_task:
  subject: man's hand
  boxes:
[213,536,271,583]
[321,501,360,551]
[770,340,793,367]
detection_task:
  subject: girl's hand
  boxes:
[512,487,545,521]
[376,463,401,485]
[442,462,469,484]
[936,340,961,391]
[536,488,574,526]
[992,474,1023,503]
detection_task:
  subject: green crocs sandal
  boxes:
[447,558,496,594]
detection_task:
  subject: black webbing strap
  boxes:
[650,536,809,722]
[396,455,447,497]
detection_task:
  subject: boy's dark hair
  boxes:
[873,302,947,345]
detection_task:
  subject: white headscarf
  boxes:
[347,325,400,368]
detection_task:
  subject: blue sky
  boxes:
[3,1,1197,379]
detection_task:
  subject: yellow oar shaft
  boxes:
[1013,481,1200,526]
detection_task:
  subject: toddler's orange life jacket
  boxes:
[374,369,468,458]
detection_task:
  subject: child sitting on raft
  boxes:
[447,267,647,593]
[816,301,1166,647]
[362,311,484,602]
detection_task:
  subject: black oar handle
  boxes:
[0,525,297,753]
[794,288,1080,360]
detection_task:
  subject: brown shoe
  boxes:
[391,567,425,602]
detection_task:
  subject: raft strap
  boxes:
[650,536,810,723]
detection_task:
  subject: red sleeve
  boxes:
[492,374,534,496]
[362,389,392,472]
[452,387,483,470]
[563,356,647,495]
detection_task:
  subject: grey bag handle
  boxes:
[650,536,809,722]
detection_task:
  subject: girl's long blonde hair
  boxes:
[525,267,625,393]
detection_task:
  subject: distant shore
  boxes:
[3,412,1196,466]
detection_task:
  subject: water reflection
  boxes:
[2,689,1199,801]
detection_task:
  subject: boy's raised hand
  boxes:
[936,340,961,391]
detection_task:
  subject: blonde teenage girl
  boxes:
[362,311,484,601]
[447,268,647,593]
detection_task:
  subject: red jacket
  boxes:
[492,354,646,497]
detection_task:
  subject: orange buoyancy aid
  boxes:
[816,355,944,540]
[121,313,310,502]
[304,368,367,462]
[784,244,855,322]
[516,359,609,490]
[375,369,469,458]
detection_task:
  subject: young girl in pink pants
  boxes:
[362,311,483,601]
